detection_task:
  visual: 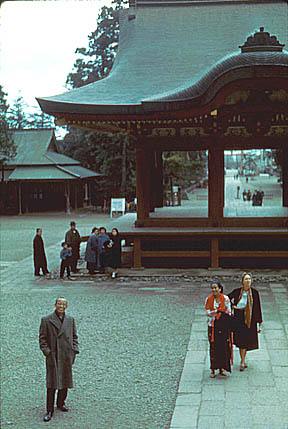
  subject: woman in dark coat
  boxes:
[205,282,233,378]
[84,227,99,274]
[228,272,262,371]
[108,228,122,278]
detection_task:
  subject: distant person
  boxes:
[257,187,264,206]
[39,297,79,422]
[106,227,122,279]
[60,242,72,279]
[252,190,258,206]
[65,221,81,273]
[242,189,247,202]
[246,176,249,183]
[236,186,240,199]
[98,227,110,273]
[247,190,251,202]
[84,227,99,274]
[33,228,49,276]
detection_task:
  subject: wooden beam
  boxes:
[136,146,146,225]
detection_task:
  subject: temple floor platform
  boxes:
[82,213,288,270]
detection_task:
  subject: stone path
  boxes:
[170,281,288,429]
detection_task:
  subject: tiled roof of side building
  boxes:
[37,1,288,116]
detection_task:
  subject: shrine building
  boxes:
[37,0,288,269]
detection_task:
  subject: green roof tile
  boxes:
[37,1,288,115]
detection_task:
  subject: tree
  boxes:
[7,95,31,129]
[62,129,136,205]
[28,107,54,129]
[63,0,135,205]
[66,0,127,89]
[0,85,16,164]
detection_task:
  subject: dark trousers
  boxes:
[46,388,68,413]
[34,263,48,276]
[70,247,79,272]
[60,260,70,278]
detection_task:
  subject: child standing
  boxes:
[60,242,72,279]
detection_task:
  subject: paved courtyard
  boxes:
[0,214,287,428]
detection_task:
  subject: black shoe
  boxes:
[43,412,53,422]
[57,404,69,412]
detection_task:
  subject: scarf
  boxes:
[205,293,227,342]
[238,287,253,328]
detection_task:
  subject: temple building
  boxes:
[37,0,288,268]
[1,129,100,215]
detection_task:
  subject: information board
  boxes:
[110,198,126,217]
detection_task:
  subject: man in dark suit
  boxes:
[33,228,49,276]
[39,297,79,422]
[65,221,81,273]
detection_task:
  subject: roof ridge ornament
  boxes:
[239,27,285,53]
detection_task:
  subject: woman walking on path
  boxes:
[205,282,233,378]
[228,272,262,371]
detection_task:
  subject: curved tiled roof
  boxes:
[142,50,288,107]
[37,1,288,117]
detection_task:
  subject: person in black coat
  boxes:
[33,228,49,276]
[108,228,122,278]
[228,272,262,371]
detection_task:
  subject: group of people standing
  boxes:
[84,226,121,278]
[239,187,264,206]
[205,272,262,377]
[33,221,121,279]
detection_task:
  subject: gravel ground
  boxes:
[1,286,195,429]
[0,212,111,262]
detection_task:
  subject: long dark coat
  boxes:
[65,229,81,259]
[39,311,79,389]
[108,235,122,269]
[33,234,48,273]
[228,287,262,351]
[85,234,98,263]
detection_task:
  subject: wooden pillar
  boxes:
[18,182,22,215]
[208,148,224,226]
[65,181,71,214]
[75,184,78,210]
[136,146,150,226]
[133,237,142,268]
[283,149,288,207]
[155,151,163,208]
[210,237,219,268]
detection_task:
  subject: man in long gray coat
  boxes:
[39,297,79,422]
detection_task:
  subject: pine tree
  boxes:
[0,86,16,164]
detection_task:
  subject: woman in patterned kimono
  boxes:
[228,272,262,371]
[205,282,233,378]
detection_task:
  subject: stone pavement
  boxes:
[170,281,288,429]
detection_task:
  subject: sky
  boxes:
[0,0,111,116]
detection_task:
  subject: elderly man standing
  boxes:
[39,297,79,422]
[65,221,81,273]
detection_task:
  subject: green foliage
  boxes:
[63,0,135,205]
[7,95,31,129]
[0,85,16,164]
[66,0,127,89]
[62,128,136,204]
[163,151,207,191]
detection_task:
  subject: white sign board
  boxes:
[110,198,126,217]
